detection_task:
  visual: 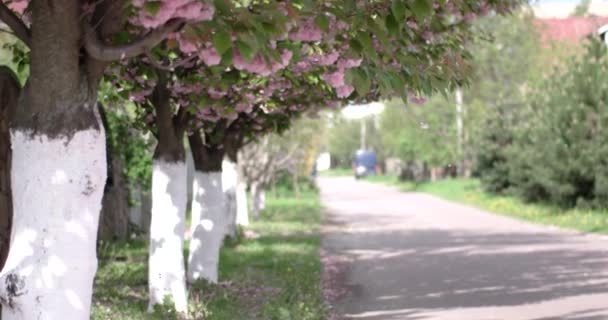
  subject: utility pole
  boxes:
[360,118,366,151]
[455,87,464,176]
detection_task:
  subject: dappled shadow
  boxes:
[319,177,608,320]
[325,228,608,320]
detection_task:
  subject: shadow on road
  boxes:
[319,178,608,320]
[324,228,608,319]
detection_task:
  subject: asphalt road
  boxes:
[319,177,608,320]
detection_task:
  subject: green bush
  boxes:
[481,39,608,209]
[103,107,154,204]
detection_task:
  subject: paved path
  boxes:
[320,177,608,320]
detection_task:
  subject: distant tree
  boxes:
[470,11,543,192]
[571,0,591,17]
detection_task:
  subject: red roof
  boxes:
[535,16,608,43]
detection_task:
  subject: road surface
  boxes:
[320,177,608,320]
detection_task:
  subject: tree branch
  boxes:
[84,18,185,62]
[145,52,197,71]
[0,3,31,47]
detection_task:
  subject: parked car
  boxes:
[353,150,377,179]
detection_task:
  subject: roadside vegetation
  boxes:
[362,177,608,235]
[92,184,327,320]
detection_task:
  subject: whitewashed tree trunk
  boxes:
[259,188,266,210]
[222,160,238,238]
[250,182,265,218]
[187,171,225,283]
[148,160,188,313]
[0,128,106,320]
[235,162,249,226]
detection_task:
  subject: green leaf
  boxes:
[315,14,330,32]
[220,48,233,66]
[236,40,254,62]
[356,32,373,51]
[352,68,371,96]
[213,0,231,15]
[411,0,432,20]
[391,0,406,21]
[144,1,162,15]
[212,31,232,56]
[385,14,399,36]
[350,39,363,53]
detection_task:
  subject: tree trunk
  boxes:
[292,171,301,198]
[187,133,225,284]
[250,182,266,218]
[0,67,19,272]
[222,159,238,238]
[98,158,130,241]
[235,155,249,226]
[147,76,188,313]
[98,106,129,241]
[148,159,188,312]
[259,188,266,211]
[0,5,111,319]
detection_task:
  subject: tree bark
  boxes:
[0,5,110,319]
[235,153,249,227]
[250,182,266,218]
[148,159,188,313]
[187,133,225,283]
[147,76,188,313]
[0,67,19,272]
[222,159,238,238]
[98,105,129,242]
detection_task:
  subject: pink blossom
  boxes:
[130,89,153,102]
[337,58,362,70]
[316,51,340,66]
[235,102,253,113]
[407,19,418,30]
[293,60,312,74]
[8,0,27,14]
[421,30,434,42]
[323,70,345,88]
[409,95,427,105]
[199,47,221,66]
[134,0,214,29]
[336,85,354,98]
[289,18,323,42]
[208,88,227,100]
[178,37,198,53]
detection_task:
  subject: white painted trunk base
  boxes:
[251,182,266,218]
[1,129,106,320]
[222,160,237,238]
[187,172,225,284]
[148,160,188,313]
[235,182,249,227]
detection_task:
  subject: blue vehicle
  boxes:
[353,150,377,179]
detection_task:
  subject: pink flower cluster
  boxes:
[199,45,221,66]
[132,0,214,29]
[289,18,323,42]
[293,50,340,74]
[6,0,27,14]
[233,50,293,76]
[322,58,361,98]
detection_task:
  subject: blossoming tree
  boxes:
[0,0,518,318]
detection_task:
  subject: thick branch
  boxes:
[0,3,31,47]
[84,18,185,62]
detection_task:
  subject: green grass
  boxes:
[92,188,327,319]
[369,177,608,234]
